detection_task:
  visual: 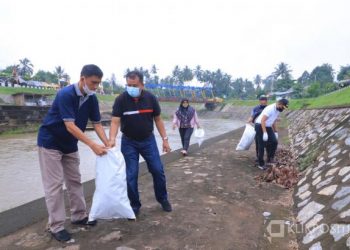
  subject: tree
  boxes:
[0,65,17,78]
[272,62,293,92]
[298,71,310,86]
[337,65,350,81]
[172,65,181,84]
[324,82,338,93]
[32,70,58,83]
[307,82,321,97]
[254,74,262,89]
[54,66,65,87]
[292,82,304,98]
[273,62,292,81]
[263,75,275,93]
[243,79,255,99]
[309,63,334,87]
[181,65,194,82]
[151,64,157,75]
[275,79,294,92]
[18,58,34,77]
[62,73,70,83]
[149,65,159,84]
[232,78,244,99]
[194,65,203,80]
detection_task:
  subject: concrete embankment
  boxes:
[287,107,350,249]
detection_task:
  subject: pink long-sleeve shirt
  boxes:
[172,110,200,128]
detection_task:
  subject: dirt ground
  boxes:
[0,127,297,250]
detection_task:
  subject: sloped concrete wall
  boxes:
[287,108,350,249]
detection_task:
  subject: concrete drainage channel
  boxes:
[0,127,243,238]
[288,107,350,250]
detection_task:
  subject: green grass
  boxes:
[288,87,350,110]
[0,86,56,95]
[0,124,40,137]
[226,87,350,110]
[227,99,257,107]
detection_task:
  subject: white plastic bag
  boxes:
[89,149,136,221]
[194,128,205,147]
[236,124,256,151]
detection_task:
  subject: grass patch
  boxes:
[225,87,350,110]
[0,124,40,137]
[288,87,350,110]
[227,99,257,107]
[0,86,56,95]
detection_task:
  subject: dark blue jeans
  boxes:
[179,128,194,151]
[121,134,168,211]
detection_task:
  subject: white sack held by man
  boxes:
[236,123,256,151]
[89,149,136,221]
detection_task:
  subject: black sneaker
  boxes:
[71,217,97,226]
[51,229,71,242]
[161,200,172,212]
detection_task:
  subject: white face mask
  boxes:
[83,81,96,96]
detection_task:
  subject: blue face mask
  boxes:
[126,86,141,98]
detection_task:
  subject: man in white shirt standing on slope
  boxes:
[254,98,289,170]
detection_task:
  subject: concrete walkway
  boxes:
[0,128,296,250]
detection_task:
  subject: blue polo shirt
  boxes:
[251,104,267,123]
[37,83,101,154]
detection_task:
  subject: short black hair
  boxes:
[81,64,103,78]
[125,70,144,83]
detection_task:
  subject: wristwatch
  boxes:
[162,136,168,141]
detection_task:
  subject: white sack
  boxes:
[194,128,205,147]
[236,124,256,151]
[89,149,136,221]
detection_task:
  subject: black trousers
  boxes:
[255,124,278,166]
[179,128,194,151]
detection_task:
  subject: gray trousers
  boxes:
[38,147,87,233]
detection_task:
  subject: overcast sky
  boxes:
[0,0,349,83]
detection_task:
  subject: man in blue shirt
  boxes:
[37,64,109,242]
[247,95,268,163]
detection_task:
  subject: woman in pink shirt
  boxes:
[172,98,200,156]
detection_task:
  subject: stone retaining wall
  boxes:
[0,105,50,133]
[287,107,350,249]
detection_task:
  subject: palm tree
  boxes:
[62,73,71,84]
[151,64,157,75]
[273,62,292,80]
[18,58,34,77]
[55,66,65,88]
[254,74,262,88]
[195,65,202,80]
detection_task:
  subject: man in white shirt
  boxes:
[254,98,289,170]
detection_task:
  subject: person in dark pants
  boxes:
[172,99,200,156]
[254,98,289,170]
[247,95,268,162]
[109,71,172,216]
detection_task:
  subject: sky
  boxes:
[0,0,349,84]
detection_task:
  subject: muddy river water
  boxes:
[0,119,244,212]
